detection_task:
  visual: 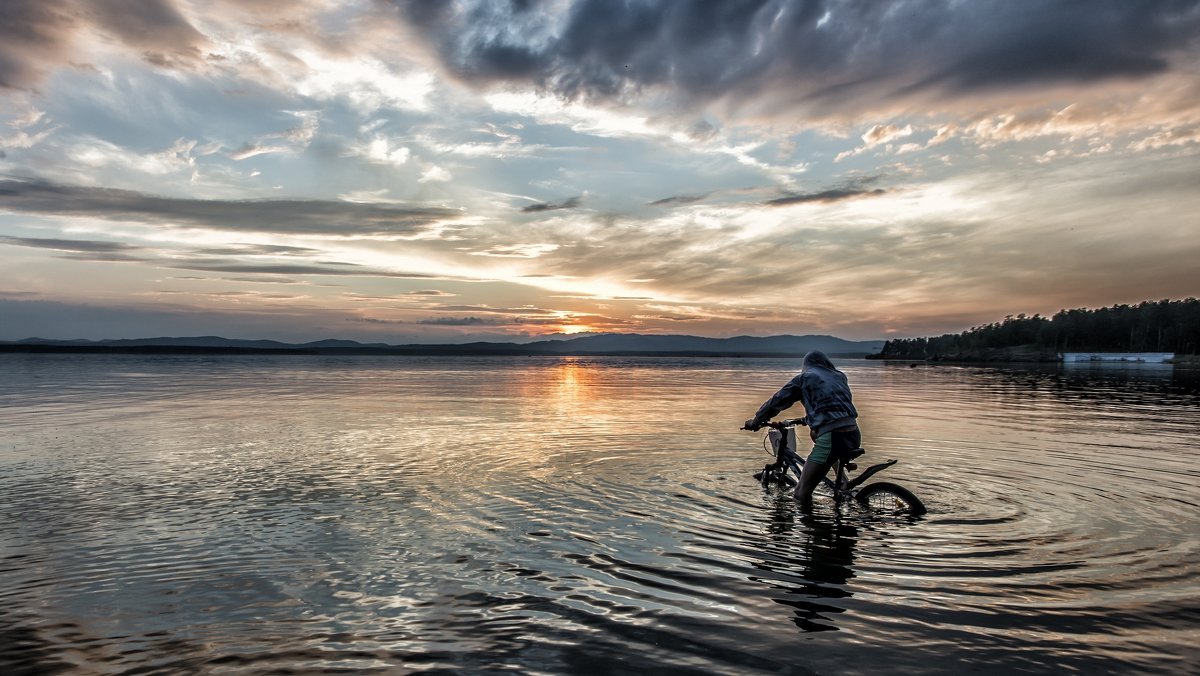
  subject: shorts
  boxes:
[808,426,862,465]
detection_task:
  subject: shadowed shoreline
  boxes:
[0,333,882,359]
[0,343,875,359]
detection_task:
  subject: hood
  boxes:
[802,350,837,371]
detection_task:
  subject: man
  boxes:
[744,351,860,507]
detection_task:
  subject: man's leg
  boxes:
[794,431,835,508]
[794,427,860,508]
[794,454,834,509]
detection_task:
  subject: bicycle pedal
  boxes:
[845,462,857,471]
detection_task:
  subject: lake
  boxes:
[1,354,1197,674]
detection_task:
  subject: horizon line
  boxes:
[2,331,888,347]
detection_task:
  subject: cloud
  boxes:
[291,51,435,114]
[419,164,452,183]
[764,186,886,207]
[228,144,286,161]
[470,243,559,258]
[402,289,456,297]
[634,314,702,322]
[434,305,557,316]
[0,2,75,90]
[81,0,209,67]
[648,193,708,207]
[166,261,438,279]
[3,1,1198,345]
[0,296,378,342]
[347,291,461,303]
[835,123,915,161]
[0,232,447,280]
[189,244,322,257]
[0,0,209,90]
[0,108,58,150]
[1130,124,1200,151]
[0,178,459,237]
[416,124,551,159]
[229,111,320,160]
[390,0,1200,121]
[0,235,150,262]
[417,316,499,326]
[521,196,582,212]
[359,135,411,166]
[1,235,143,253]
[862,124,913,146]
[221,276,303,285]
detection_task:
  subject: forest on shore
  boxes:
[873,299,1200,361]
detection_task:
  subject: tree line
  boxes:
[875,298,1200,359]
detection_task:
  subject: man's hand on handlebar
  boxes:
[742,416,808,431]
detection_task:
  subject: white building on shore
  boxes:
[1060,352,1175,363]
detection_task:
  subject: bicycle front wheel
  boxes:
[855,482,926,516]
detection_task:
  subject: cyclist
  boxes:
[744,350,860,508]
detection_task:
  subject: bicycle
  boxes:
[743,418,927,516]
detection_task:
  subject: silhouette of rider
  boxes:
[744,351,860,508]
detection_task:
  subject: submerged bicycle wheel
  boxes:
[855,481,927,516]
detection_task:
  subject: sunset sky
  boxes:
[2,0,1198,343]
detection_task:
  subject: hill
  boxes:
[1,333,884,357]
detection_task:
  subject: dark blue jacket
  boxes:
[751,351,858,436]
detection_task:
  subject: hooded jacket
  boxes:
[751,351,858,436]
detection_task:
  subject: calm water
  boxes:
[1,355,1197,674]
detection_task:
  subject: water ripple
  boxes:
[1,355,1197,673]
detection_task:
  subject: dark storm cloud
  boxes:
[190,244,323,257]
[81,0,209,68]
[417,316,499,325]
[0,179,459,237]
[0,235,144,254]
[225,277,302,284]
[521,196,582,212]
[648,194,709,207]
[0,0,208,90]
[0,235,151,262]
[167,261,438,279]
[765,187,885,207]
[390,0,1200,113]
[401,289,457,296]
[0,1,76,89]
[0,233,440,278]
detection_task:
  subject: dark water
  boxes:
[1,355,1197,674]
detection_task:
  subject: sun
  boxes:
[559,324,593,335]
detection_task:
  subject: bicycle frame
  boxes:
[755,420,898,501]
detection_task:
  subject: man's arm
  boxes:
[747,375,805,428]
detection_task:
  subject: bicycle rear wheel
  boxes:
[855,481,926,516]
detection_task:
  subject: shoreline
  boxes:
[868,354,1198,368]
[0,344,872,359]
[5,343,1191,364]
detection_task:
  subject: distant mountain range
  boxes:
[1,333,884,357]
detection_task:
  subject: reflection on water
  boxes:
[0,355,1197,674]
[752,499,859,633]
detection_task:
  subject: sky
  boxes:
[1,0,1198,343]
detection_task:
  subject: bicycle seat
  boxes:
[837,448,866,471]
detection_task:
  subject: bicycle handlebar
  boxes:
[741,417,807,431]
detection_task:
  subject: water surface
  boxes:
[1,355,1197,674]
